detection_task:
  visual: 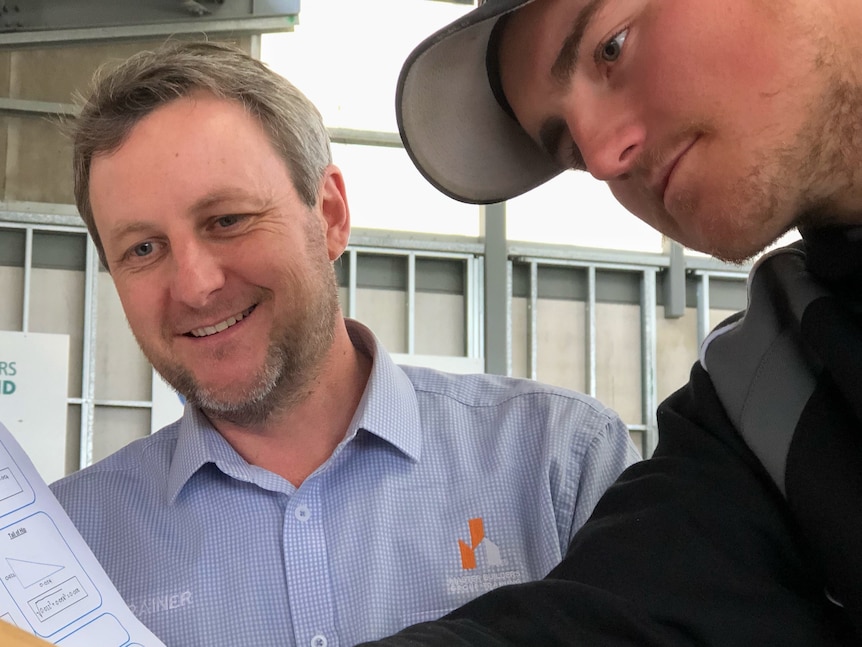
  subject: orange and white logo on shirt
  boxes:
[447,517,520,597]
[457,517,503,570]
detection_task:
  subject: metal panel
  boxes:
[347,249,358,319]
[328,128,401,148]
[343,243,479,361]
[465,253,480,359]
[697,273,711,348]
[21,227,31,331]
[694,269,748,347]
[79,236,99,470]
[0,18,298,46]
[510,241,671,269]
[585,265,596,398]
[663,241,686,318]
[640,268,658,456]
[527,261,538,381]
[0,98,77,118]
[0,202,83,226]
[482,202,508,375]
[1,1,300,46]
[514,254,663,455]
[505,259,513,377]
[407,252,416,355]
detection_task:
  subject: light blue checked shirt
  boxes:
[51,320,640,647]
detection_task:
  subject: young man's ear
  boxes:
[318,164,351,261]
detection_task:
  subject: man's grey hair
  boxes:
[71,40,332,269]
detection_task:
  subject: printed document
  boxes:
[0,421,167,647]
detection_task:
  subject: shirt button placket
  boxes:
[285,483,338,647]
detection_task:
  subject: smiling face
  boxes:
[90,93,347,425]
[498,0,862,261]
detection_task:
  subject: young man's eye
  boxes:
[598,28,629,63]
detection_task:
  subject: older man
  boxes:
[361,0,862,645]
[50,40,639,647]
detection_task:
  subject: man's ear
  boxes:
[318,164,351,261]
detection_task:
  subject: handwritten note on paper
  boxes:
[0,422,167,647]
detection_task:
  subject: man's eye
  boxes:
[216,215,240,228]
[599,28,628,63]
[133,242,153,257]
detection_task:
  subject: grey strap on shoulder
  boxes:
[700,245,829,497]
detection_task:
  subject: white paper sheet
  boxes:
[0,421,167,647]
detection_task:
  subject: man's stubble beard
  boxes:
[694,59,862,263]
[147,218,341,429]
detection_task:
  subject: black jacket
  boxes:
[359,226,862,646]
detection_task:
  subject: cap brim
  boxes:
[396,0,563,205]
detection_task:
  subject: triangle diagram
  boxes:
[6,558,64,588]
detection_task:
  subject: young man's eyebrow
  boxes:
[551,0,609,83]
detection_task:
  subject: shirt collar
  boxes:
[165,318,422,502]
[166,405,271,503]
[343,318,422,462]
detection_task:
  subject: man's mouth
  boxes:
[186,305,256,338]
[654,136,699,207]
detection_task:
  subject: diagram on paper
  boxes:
[0,421,166,646]
[0,511,100,636]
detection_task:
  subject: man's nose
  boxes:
[168,240,225,308]
[569,97,645,181]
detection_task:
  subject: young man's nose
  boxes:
[569,100,645,181]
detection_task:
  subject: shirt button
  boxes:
[295,504,311,522]
[311,634,327,647]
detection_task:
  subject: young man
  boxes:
[360,0,862,645]
[50,41,639,647]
